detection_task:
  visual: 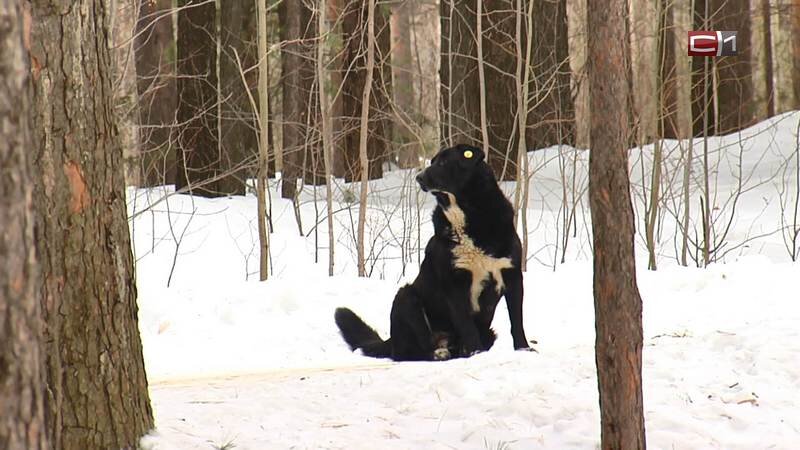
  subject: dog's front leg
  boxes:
[446,277,483,355]
[503,269,532,350]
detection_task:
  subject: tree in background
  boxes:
[441,0,573,180]
[0,2,48,447]
[135,0,177,186]
[586,0,646,446]
[278,0,320,198]
[29,0,154,447]
[342,0,393,181]
[219,0,259,195]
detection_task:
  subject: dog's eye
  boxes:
[463,150,473,159]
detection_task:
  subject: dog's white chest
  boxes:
[443,195,513,313]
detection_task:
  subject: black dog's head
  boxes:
[415,144,487,194]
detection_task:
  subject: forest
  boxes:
[1,0,799,449]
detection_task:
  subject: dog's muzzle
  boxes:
[416,171,429,192]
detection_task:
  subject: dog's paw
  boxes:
[516,346,539,353]
[433,348,451,361]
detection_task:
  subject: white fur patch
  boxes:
[442,193,513,313]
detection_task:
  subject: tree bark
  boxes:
[176,0,221,197]
[391,0,419,168]
[29,0,154,448]
[134,0,176,186]
[711,0,755,134]
[587,0,646,447]
[0,2,48,447]
[219,0,259,195]
[357,0,377,277]
[278,0,319,198]
[342,0,392,182]
[527,0,574,149]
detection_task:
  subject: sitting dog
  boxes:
[335,144,532,361]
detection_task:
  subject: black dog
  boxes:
[335,144,532,361]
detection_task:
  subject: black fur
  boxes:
[335,144,531,361]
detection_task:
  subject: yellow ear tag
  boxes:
[464,150,473,159]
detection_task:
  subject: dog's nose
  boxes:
[415,173,423,184]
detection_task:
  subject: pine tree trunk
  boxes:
[711,0,755,134]
[29,1,154,448]
[0,2,48,447]
[587,0,646,446]
[391,0,419,168]
[176,0,221,197]
[342,0,392,182]
[278,0,319,198]
[527,0,575,149]
[219,0,259,195]
[135,0,176,186]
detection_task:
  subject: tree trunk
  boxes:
[357,0,377,277]
[527,0,575,149]
[711,0,755,134]
[319,0,337,276]
[278,0,319,198]
[134,0,176,186]
[391,0,419,168]
[342,0,392,182]
[176,0,221,197]
[587,0,646,447]
[257,0,271,280]
[219,0,259,195]
[793,0,800,106]
[29,1,154,448]
[0,2,48,447]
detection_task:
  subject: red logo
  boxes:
[688,31,737,56]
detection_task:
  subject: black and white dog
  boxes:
[335,144,532,361]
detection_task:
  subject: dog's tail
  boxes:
[334,307,391,358]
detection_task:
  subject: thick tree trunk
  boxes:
[0,3,48,448]
[391,0,420,168]
[342,0,392,181]
[711,0,755,134]
[278,0,319,198]
[219,0,259,195]
[587,0,646,447]
[794,1,800,106]
[176,0,221,197]
[527,0,575,149]
[29,1,154,448]
[135,0,176,186]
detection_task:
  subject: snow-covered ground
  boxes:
[136,113,800,449]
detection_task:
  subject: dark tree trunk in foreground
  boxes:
[586,0,646,448]
[0,2,48,448]
[279,0,319,198]
[219,0,258,195]
[341,0,392,181]
[135,0,177,186]
[176,0,221,197]
[29,0,154,448]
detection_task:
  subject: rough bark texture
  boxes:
[278,0,320,197]
[135,0,177,186]
[341,0,392,181]
[28,0,154,448]
[176,0,221,197]
[587,0,646,447]
[219,0,258,195]
[0,2,48,448]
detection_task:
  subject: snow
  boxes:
[136,112,800,449]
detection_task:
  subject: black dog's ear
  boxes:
[460,146,484,162]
